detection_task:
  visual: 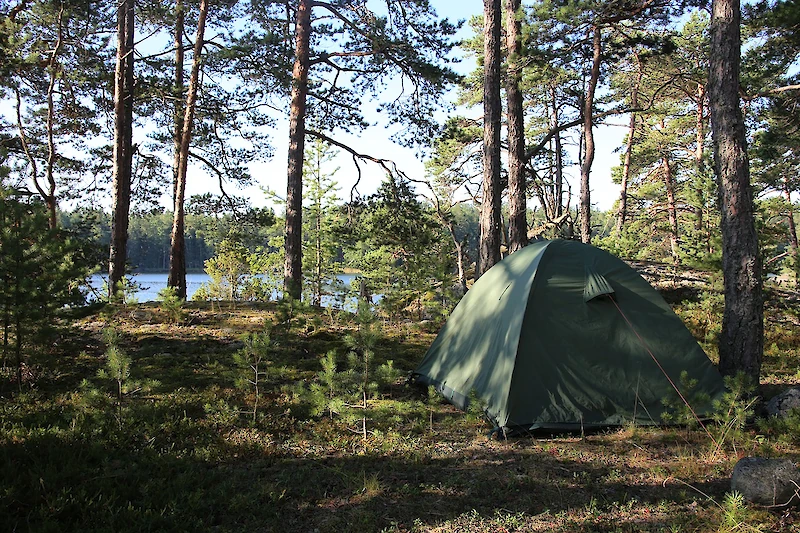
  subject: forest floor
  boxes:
[2,277,800,532]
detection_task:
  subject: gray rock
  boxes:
[767,387,800,417]
[731,457,800,507]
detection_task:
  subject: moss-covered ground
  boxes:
[2,287,800,532]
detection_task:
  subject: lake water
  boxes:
[88,272,359,304]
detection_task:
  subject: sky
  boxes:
[182,0,628,214]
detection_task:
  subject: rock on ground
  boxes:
[766,387,800,418]
[731,457,800,507]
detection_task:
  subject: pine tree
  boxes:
[478,0,502,275]
[234,327,272,423]
[710,0,763,380]
[197,229,251,304]
[302,139,341,307]
[1,0,110,228]
[108,0,135,299]
[0,188,87,389]
[342,177,447,321]
[273,0,460,298]
[505,0,527,254]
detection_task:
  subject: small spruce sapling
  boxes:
[157,286,185,324]
[98,327,131,405]
[97,327,159,425]
[343,302,380,440]
[234,326,272,423]
[712,372,757,455]
[308,350,348,419]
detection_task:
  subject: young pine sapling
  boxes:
[234,326,273,423]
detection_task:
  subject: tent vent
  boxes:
[584,265,614,302]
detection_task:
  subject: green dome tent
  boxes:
[412,239,725,432]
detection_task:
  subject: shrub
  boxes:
[157,286,185,324]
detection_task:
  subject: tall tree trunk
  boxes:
[540,96,556,219]
[168,0,208,300]
[42,4,65,229]
[477,0,502,277]
[172,0,184,205]
[284,0,311,299]
[694,83,706,234]
[313,156,322,307]
[505,0,526,253]
[615,55,641,236]
[709,0,763,380]
[2,204,9,366]
[454,235,467,295]
[2,308,9,370]
[441,217,467,295]
[551,87,564,219]
[108,0,135,298]
[785,180,799,287]
[14,314,22,392]
[580,26,601,244]
[662,156,680,263]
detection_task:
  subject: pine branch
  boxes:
[305,128,407,201]
[743,84,800,101]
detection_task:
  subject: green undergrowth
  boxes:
[1,300,800,532]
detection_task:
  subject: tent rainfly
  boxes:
[412,239,725,432]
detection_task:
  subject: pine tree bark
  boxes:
[580,26,602,244]
[551,88,564,219]
[505,0,526,253]
[168,0,208,300]
[172,0,184,206]
[284,0,311,299]
[694,83,706,234]
[108,0,135,298]
[663,156,680,263]
[313,159,322,307]
[615,55,641,236]
[709,0,763,380]
[43,5,64,230]
[785,180,799,286]
[477,0,502,277]
[454,235,467,295]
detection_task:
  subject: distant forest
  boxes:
[59,209,281,273]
